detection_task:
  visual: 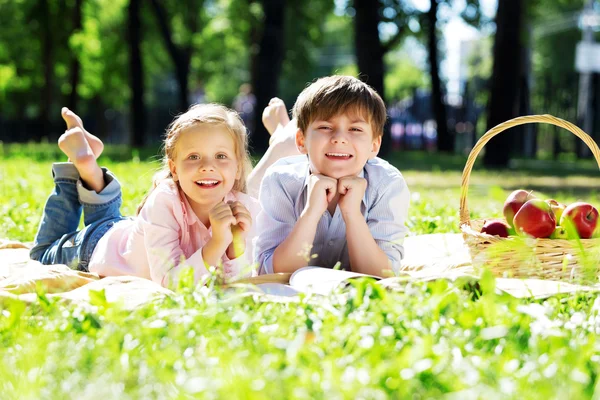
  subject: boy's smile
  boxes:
[296,112,381,179]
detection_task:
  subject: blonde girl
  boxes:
[30,104,260,287]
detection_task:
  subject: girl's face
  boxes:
[169,124,241,217]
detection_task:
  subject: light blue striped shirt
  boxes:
[254,155,410,275]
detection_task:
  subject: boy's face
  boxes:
[296,112,381,179]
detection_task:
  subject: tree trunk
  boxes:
[251,0,286,154]
[149,0,192,113]
[175,57,190,112]
[427,0,451,152]
[483,0,523,168]
[68,0,83,110]
[353,0,391,156]
[40,0,53,141]
[128,0,146,147]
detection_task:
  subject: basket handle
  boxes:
[459,114,600,228]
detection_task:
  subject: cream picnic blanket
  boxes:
[1,234,598,308]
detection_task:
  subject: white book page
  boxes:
[289,266,379,295]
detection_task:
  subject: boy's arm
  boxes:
[337,176,389,276]
[255,172,336,274]
[272,174,337,273]
[271,210,321,273]
[345,214,391,277]
[339,175,410,277]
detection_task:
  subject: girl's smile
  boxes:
[169,125,241,219]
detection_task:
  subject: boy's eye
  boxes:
[350,127,363,132]
[318,126,332,131]
[188,154,200,160]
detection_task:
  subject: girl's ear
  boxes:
[295,128,308,155]
[168,159,178,181]
[369,136,382,159]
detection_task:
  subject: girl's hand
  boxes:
[229,201,252,237]
[209,201,237,247]
[227,201,252,259]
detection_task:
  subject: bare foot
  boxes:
[262,97,290,135]
[61,107,104,159]
[58,128,105,193]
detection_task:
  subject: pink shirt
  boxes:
[89,179,261,287]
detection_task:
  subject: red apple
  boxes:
[513,199,556,238]
[545,199,566,222]
[560,202,599,239]
[503,190,536,228]
[481,220,510,237]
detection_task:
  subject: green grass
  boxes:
[1,146,600,398]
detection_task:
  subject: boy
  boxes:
[254,75,410,277]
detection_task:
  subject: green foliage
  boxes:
[2,149,600,396]
[1,269,600,397]
[385,52,428,101]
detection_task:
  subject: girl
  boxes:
[30,104,260,287]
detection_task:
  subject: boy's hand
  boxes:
[208,201,236,246]
[338,176,367,219]
[262,97,290,135]
[305,174,337,218]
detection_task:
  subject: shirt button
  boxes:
[328,240,334,246]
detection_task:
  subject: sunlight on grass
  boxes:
[2,149,600,397]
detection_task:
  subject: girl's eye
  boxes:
[188,154,200,160]
[216,153,228,160]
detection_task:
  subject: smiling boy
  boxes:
[254,75,410,277]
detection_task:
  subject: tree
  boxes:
[68,0,83,110]
[128,0,146,147]
[250,0,286,154]
[483,0,524,168]
[425,0,450,152]
[149,0,204,113]
[352,0,408,155]
[423,0,482,153]
[39,0,55,141]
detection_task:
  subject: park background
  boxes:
[2,0,600,168]
[3,1,600,398]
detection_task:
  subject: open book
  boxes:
[231,267,382,296]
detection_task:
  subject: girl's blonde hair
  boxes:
[136,103,252,215]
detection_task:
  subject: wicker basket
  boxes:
[460,114,600,282]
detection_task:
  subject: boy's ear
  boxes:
[369,135,382,159]
[168,159,178,181]
[295,128,308,155]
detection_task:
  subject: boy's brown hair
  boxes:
[292,75,387,138]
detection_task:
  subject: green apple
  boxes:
[550,226,569,239]
[545,199,566,222]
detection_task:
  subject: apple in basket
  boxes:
[503,189,536,228]
[513,199,556,238]
[559,202,599,239]
[480,220,509,237]
[545,199,566,222]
